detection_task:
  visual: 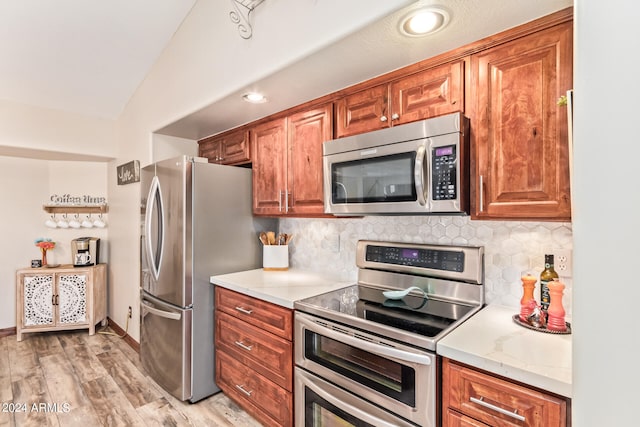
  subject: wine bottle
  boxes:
[540,254,558,311]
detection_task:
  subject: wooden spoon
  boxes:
[266,231,276,245]
[259,232,269,245]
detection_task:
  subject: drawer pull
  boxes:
[235,384,253,397]
[469,396,526,422]
[234,340,253,351]
[234,306,253,315]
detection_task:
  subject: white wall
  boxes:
[0,157,108,329]
[108,0,412,341]
[572,1,640,424]
[0,99,116,159]
[151,133,197,164]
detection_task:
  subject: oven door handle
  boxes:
[299,369,406,427]
[414,145,427,206]
[302,318,432,366]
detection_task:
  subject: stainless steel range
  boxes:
[294,240,484,427]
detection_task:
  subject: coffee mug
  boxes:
[45,216,58,228]
[81,216,94,228]
[69,215,81,229]
[75,253,92,265]
[57,214,69,229]
[93,215,106,228]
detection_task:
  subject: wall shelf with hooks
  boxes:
[43,205,108,214]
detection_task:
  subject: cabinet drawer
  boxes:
[216,350,292,427]
[216,310,293,390]
[215,287,293,339]
[443,359,567,427]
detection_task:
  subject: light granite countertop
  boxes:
[437,304,572,398]
[211,270,571,398]
[210,268,353,309]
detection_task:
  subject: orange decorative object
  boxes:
[547,279,567,332]
[519,274,537,322]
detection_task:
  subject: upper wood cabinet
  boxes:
[471,21,572,220]
[252,104,332,216]
[198,128,250,165]
[335,60,465,138]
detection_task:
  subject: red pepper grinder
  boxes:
[519,274,537,322]
[546,279,567,332]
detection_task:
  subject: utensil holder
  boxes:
[263,245,289,271]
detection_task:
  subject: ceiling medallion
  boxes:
[229,0,266,39]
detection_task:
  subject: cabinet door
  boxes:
[199,129,250,165]
[252,118,288,215]
[335,84,389,138]
[391,60,465,126]
[287,105,332,216]
[198,138,221,163]
[57,273,88,325]
[443,358,567,427]
[472,22,572,220]
[23,274,54,327]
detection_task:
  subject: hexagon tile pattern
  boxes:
[280,216,573,316]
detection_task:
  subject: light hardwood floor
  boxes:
[0,329,262,427]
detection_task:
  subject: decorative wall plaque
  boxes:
[117,160,140,185]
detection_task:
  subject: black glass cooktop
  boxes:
[295,284,478,350]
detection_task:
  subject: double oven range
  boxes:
[294,240,484,427]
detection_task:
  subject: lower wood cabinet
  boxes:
[442,358,569,427]
[215,287,294,427]
[16,264,107,341]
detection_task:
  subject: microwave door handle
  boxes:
[414,145,427,206]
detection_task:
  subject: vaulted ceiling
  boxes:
[0,0,572,140]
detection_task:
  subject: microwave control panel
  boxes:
[432,144,457,200]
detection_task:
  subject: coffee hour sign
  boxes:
[117,160,140,185]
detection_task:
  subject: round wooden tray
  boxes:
[512,314,571,335]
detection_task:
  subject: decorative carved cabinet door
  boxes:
[23,274,54,327]
[58,273,88,325]
[471,22,572,220]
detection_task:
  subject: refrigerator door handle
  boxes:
[141,293,182,321]
[141,299,182,320]
[144,175,164,281]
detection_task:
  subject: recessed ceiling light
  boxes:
[399,7,449,37]
[242,92,267,103]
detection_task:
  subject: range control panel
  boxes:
[365,244,465,272]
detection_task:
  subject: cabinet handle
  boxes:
[234,341,253,351]
[469,396,525,422]
[52,295,55,306]
[391,113,399,120]
[285,190,289,213]
[380,115,388,122]
[479,175,484,213]
[278,190,283,212]
[235,384,253,397]
[234,306,253,315]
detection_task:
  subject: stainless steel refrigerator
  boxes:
[139,155,275,402]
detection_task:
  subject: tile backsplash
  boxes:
[280,216,573,315]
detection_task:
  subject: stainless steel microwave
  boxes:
[323,112,469,215]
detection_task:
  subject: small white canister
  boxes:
[263,245,289,271]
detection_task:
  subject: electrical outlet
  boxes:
[552,249,572,277]
[128,306,132,319]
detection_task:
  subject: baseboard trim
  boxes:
[0,327,16,338]
[107,317,140,353]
